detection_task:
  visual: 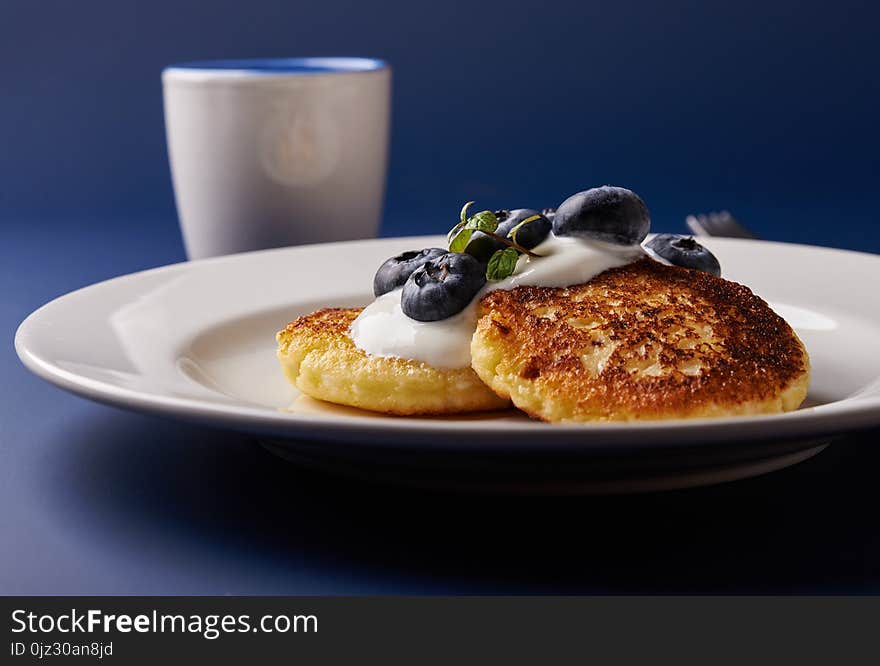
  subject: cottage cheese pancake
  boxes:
[470,258,810,422]
[277,307,508,415]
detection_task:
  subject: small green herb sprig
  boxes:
[446,201,543,280]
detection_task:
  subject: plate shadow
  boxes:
[41,410,880,593]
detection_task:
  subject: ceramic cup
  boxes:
[162,58,391,259]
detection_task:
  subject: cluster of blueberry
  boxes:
[373,186,720,322]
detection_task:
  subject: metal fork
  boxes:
[685,211,759,239]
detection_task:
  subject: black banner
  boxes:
[2,597,876,664]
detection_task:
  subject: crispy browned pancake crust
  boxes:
[277,307,509,415]
[471,258,810,421]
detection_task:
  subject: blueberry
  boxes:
[401,252,487,321]
[506,208,553,249]
[465,208,552,262]
[553,186,650,245]
[645,234,721,276]
[373,247,447,296]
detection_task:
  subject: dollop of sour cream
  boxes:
[350,234,646,368]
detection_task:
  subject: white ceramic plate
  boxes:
[15,236,880,492]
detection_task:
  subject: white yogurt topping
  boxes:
[350,234,647,369]
[349,287,479,369]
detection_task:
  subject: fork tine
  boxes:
[685,211,758,239]
[685,214,709,237]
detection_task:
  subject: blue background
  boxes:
[3,1,880,595]
[2,0,879,249]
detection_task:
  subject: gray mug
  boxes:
[163,58,391,259]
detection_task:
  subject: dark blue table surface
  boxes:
[3,218,880,595]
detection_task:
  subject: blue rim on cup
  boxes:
[163,57,389,78]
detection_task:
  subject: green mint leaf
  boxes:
[508,214,542,245]
[465,210,498,233]
[449,228,474,253]
[486,247,520,281]
[446,221,465,244]
[460,200,475,224]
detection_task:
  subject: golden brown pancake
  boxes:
[470,258,810,422]
[277,307,509,415]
